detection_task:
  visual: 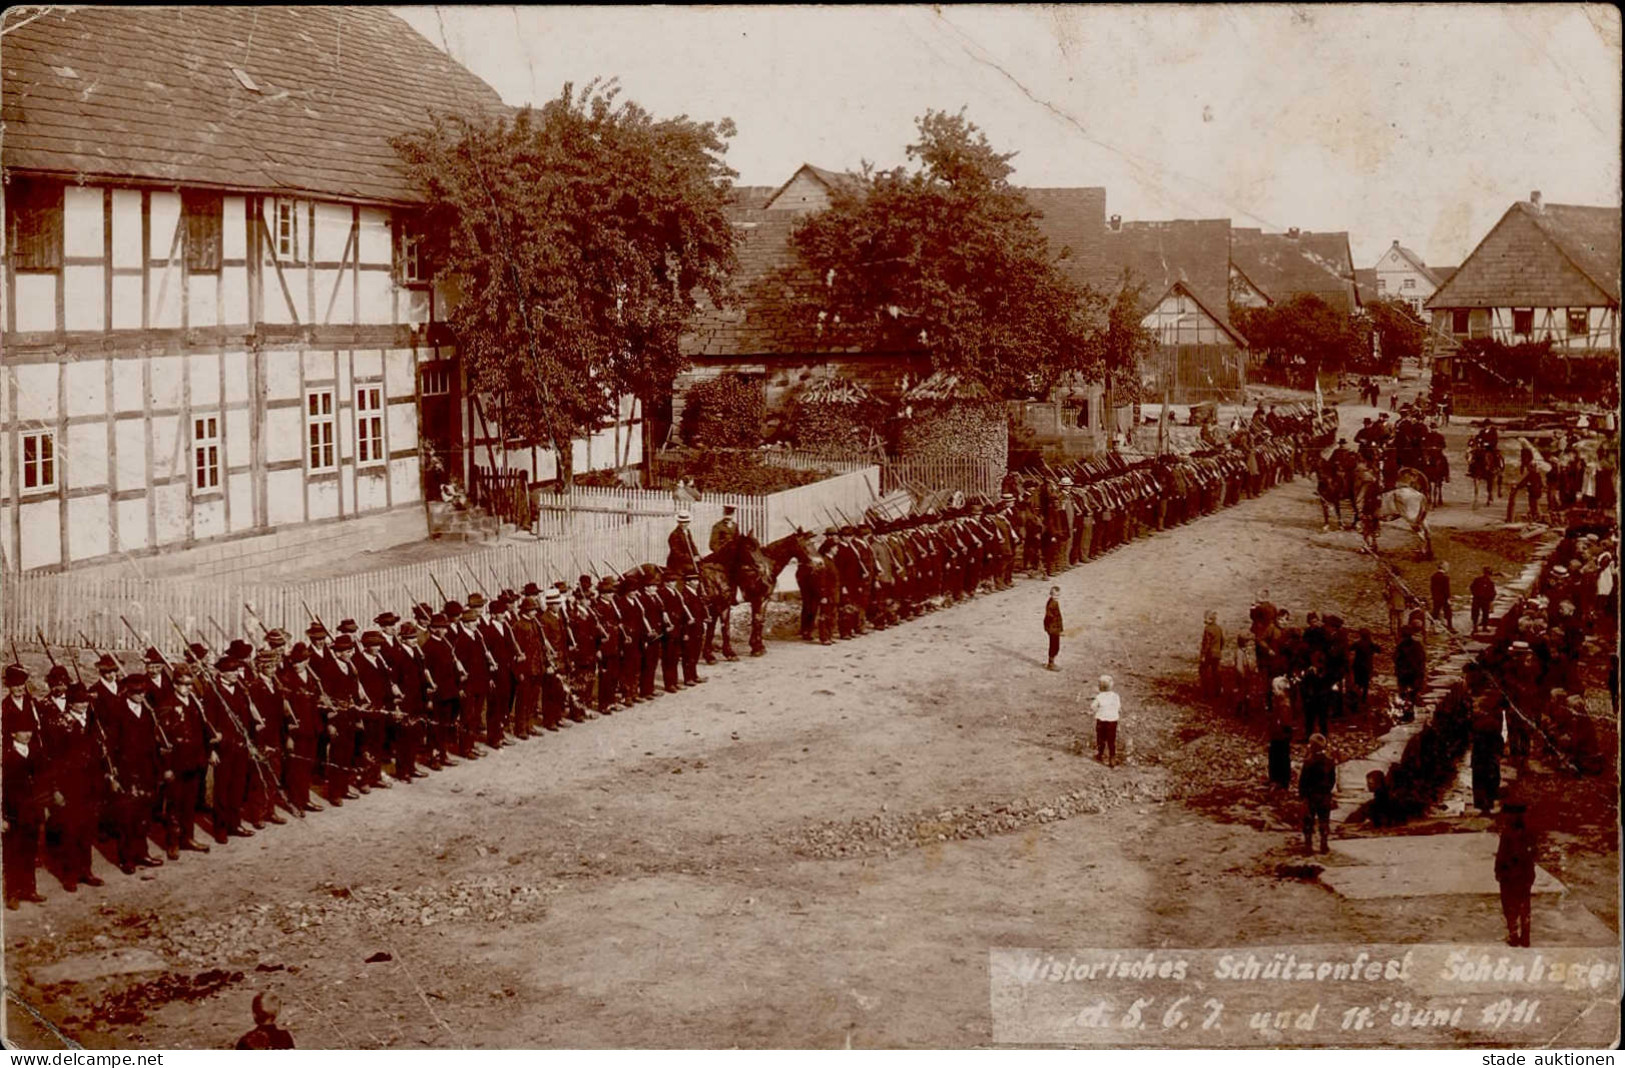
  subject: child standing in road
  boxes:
[1044,587,1063,671]
[1090,675,1120,766]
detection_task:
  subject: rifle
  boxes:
[116,616,174,750]
[208,615,232,644]
[366,588,391,617]
[66,633,124,793]
[461,562,489,597]
[428,571,451,605]
[34,629,59,674]
[242,603,272,640]
[486,562,507,597]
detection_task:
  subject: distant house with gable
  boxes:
[1372,240,1452,317]
[1425,191,1620,412]
[1102,215,1248,404]
[1228,227,1362,314]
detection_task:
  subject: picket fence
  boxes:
[880,456,1005,500]
[4,466,882,653]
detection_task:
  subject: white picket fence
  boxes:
[5,466,884,652]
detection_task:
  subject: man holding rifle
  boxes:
[156,667,214,858]
[42,679,111,888]
[105,672,164,873]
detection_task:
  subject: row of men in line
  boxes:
[0,569,722,909]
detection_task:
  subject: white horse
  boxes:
[1359,468,1434,558]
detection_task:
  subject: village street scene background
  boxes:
[0,4,1620,1050]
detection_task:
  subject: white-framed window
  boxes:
[275,199,299,260]
[1567,309,1590,337]
[306,388,336,472]
[192,415,221,491]
[20,430,55,491]
[420,363,451,396]
[1401,277,1415,290]
[355,385,385,465]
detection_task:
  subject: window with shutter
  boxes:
[183,191,223,272]
[8,180,63,271]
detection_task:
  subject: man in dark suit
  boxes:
[244,650,291,825]
[204,657,256,841]
[155,669,213,858]
[1044,586,1063,671]
[452,604,493,757]
[354,631,397,789]
[4,664,50,907]
[314,636,363,805]
[105,674,164,873]
[278,645,324,813]
[478,596,520,747]
[386,621,431,779]
[41,681,111,888]
[422,614,463,766]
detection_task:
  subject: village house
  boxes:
[1424,192,1620,413]
[677,164,1111,456]
[1,7,638,575]
[1370,239,1455,317]
[1228,226,1362,314]
[1102,215,1249,404]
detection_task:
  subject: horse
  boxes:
[1466,441,1505,507]
[698,531,803,658]
[1359,467,1434,559]
[1315,452,1358,531]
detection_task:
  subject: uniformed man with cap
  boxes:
[613,572,649,704]
[41,679,110,888]
[668,510,702,578]
[537,589,576,728]
[243,648,292,826]
[156,667,214,858]
[4,663,50,906]
[479,595,521,746]
[655,568,688,692]
[509,593,546,736]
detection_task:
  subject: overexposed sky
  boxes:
[395,5,1622,269]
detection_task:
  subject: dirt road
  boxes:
[4,411,1616,1048]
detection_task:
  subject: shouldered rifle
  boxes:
[70,633,124,793]
[116,616,174,750]
[429,571,451,606]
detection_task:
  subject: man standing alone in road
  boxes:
[1044,587,1063,671]
[1495,800,1537,947]
[1430,561,1456,632]
[1298,733,1336,854]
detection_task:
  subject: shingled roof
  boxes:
[681,181,1112,359]
[1,6,506,205]
[1229,228,1360,313]
[1102,218,1234,328]
[1426,201,1621,311]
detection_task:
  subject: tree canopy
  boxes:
[393,80,738,463]
[1363,298,1430,369]
[1232,293,1358,373]
[784,110,1108,399]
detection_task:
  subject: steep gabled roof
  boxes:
[1354,267,1379,305]
[1021,187,1108,291]
[761,162,862,210]
[1103,218,1233,329]
[1,6,506,205]
[1426,201,1621,310]
[1385,242,1446,287]
[1230,228,1360,313]
[1154,279,1248,347]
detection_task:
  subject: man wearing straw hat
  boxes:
[668,510,702,579]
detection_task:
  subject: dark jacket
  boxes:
[1044,598,1064,636]
[1299,751,1336,806]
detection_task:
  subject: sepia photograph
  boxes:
[0,3,1620,1051]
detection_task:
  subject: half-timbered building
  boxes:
[1,7,637,575]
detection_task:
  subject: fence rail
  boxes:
[880,457,1005,501]
[5,465,882,651]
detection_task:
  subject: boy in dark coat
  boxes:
[1298,733,1336,854]
[1044,588,1064,671]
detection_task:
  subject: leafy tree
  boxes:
[679,373,765,448]
[394,81,738,480]
[784,110,1106,398]
[1233,293,1357,376]
[1364,298,1429,368]
[1099,270,1159,407]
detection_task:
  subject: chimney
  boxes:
[1529,190,1542,212]
[1287,227,1301,239]
[1109,214,1122,232]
